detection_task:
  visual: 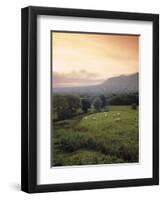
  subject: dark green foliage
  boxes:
[66,95,81,114]
[100,95,106,108]
[53,95,70,120]
[53,150,124,166]
[55,129,138,163]
[108,92,138,105]
[81,98,91,113]
[53,94,81,120]
[93,97,102,111]
[131,103,137,110]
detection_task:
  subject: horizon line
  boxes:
[53,72,139,89]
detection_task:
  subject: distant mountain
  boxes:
[101,73,139,92]
[53,73,139,94]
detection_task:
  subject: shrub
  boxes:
[93,97,102,112]
[53,94,81,120]
[81,98,91,113]
[100,95,106,108]
[131,103,137,110]
[52,150,125,166]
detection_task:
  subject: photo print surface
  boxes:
[51,31,139,167]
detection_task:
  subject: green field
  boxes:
[52,106,139,166]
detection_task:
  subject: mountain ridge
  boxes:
[53,73,139,94]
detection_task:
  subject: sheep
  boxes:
[115,117,121,121]
[92,117,96,120]
[104,113,108,117]
[84,116,88,120]
[117,112,120,116]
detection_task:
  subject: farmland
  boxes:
[52,106,139,166]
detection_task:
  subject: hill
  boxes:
[53,73,139,94]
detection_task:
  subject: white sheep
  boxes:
[84,116,88,120]
[92,117,96,120]
[117,112,120,116]
[115,117,121,121]
[104,113,108,117]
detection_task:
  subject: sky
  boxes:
[52,32,139,88]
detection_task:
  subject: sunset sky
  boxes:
[52,32,139,88]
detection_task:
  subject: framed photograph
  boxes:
[21,6,159,193]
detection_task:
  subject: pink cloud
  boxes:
[53,71,104,88]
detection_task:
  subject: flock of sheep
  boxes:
[84,112,121,121]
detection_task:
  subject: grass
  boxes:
[52,106,139,166]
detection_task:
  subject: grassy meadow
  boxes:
[52,105,139,166]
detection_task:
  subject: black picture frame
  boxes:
[21,6,159,193]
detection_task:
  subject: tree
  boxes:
[53,95,70,120]
[131,103,137,110]
[66,95,81,115]
[81,98,91,113]
[100,95,106,108]
[93,97,102,112]
[108,92,139,105]
[53,94,81,120]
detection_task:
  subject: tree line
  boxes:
[53,92,138,121]
[53,94,106,121]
